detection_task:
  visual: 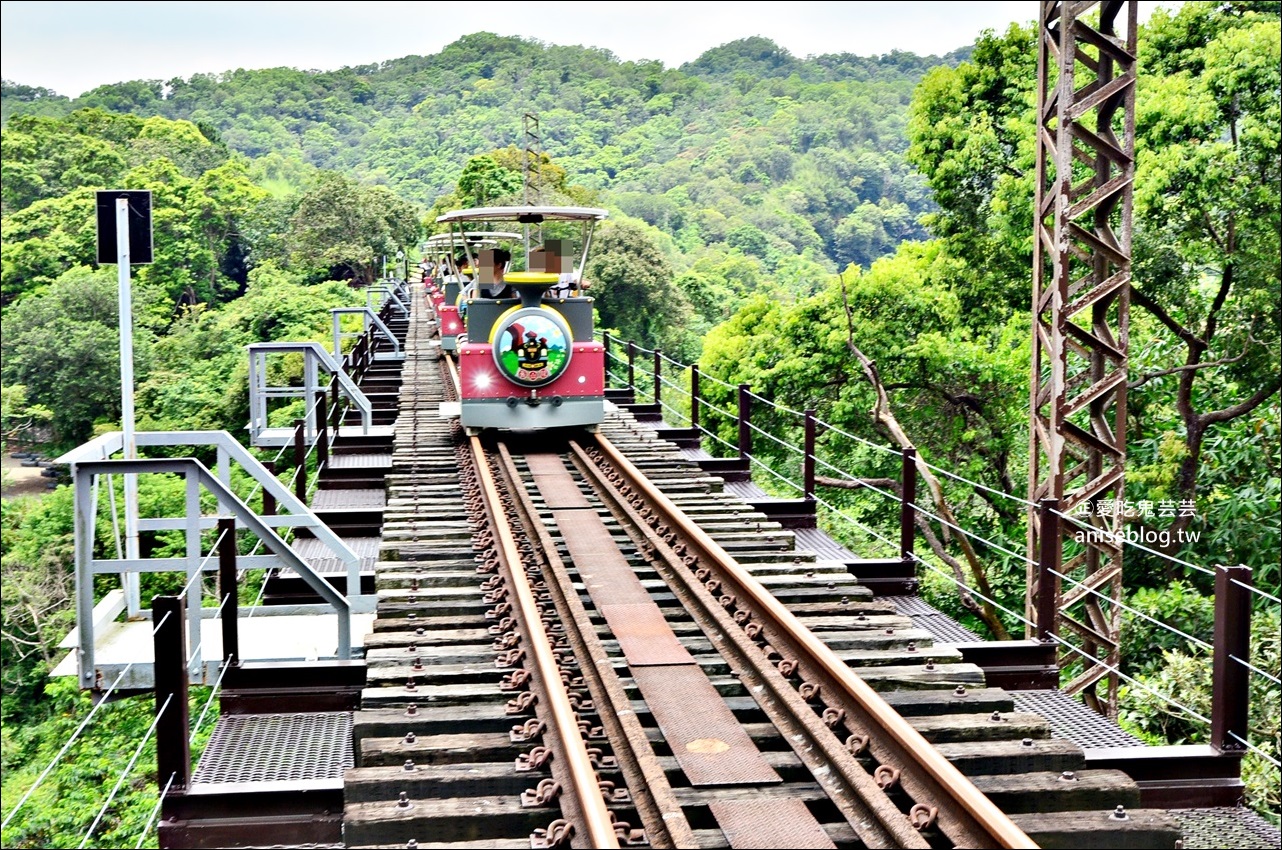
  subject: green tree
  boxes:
[1126,5,1281,553]
[286,171,422,285]
[586,220,694,358]
[0,267,151,445]
[455,154,524,207]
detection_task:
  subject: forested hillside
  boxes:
[4,34,958,274]
[1,5,1279,845]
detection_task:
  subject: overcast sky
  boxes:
[2,1,1182,98]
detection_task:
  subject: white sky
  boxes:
[2,1,1182,98]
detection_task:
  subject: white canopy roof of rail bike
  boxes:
[436,206,609,223]
[425,231,522,245]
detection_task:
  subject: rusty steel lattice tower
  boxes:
[1027,0,1138,716]
[523,113,542,204]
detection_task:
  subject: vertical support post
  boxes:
[899,447,917,560]
[217,518,239,667]
[293,419,307,503]
[1212,565,1252,753]
[262,461,277,515]
[627,342,636,394]
[215,445,232,519]
[602,331,611,387]
[184,468,202,682]
[1037,499,1062,643]
[303,351,317,446]
[691,365,702,431]
[153,595,191,793]
[653,349,662,409]
[74,465,97,689]
[738,384,752,463]
[804,410,817,501]
[116,198,142,616]
[316,391,329,469]
[331,377,341,427]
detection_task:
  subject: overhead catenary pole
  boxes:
[116,198,142,615]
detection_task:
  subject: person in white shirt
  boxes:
[532,239,589,298]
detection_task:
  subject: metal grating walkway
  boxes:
[287,536,380,576]
[1172,807,1281,850]
[311,488,387,510]
[887,595,984,643]
[1009,689,1144,749]
[193,712,353,784]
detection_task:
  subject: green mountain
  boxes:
[3,33,965,271]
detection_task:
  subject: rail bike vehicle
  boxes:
[426,230,521,352]
[421,233,453,313]
[436,205,609,433]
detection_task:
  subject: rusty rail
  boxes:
[591,432,1038,849]
[469,435,621,849]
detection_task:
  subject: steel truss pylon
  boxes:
[1027,0,1138,717]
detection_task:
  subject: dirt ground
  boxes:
[1,452,53,500]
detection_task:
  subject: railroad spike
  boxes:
[909,804,939,830]
[515,745,553,772]
[500,670,531,691]
[520,778,562,808]
[510,718,547,743]
[598,780,631,803]
[874,765,901,789]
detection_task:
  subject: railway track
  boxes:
[340,289,1183,849]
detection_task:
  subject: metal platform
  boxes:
[252,425,395,448]
[1009,689,1145,749]
[1171,807,1282,850]
[326,452,393,471]
[889,594,984,643]
[50,610,376,689]
[310,489,387,511]
[288,536,380,575]
[194,712,353,788]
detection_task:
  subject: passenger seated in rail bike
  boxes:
[530,240,586,298]
[471,248,513,299]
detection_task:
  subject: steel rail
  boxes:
[569,440,918,849]
[495,444,693,848]
[592,433,1038,849]
[469,435,621,849]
